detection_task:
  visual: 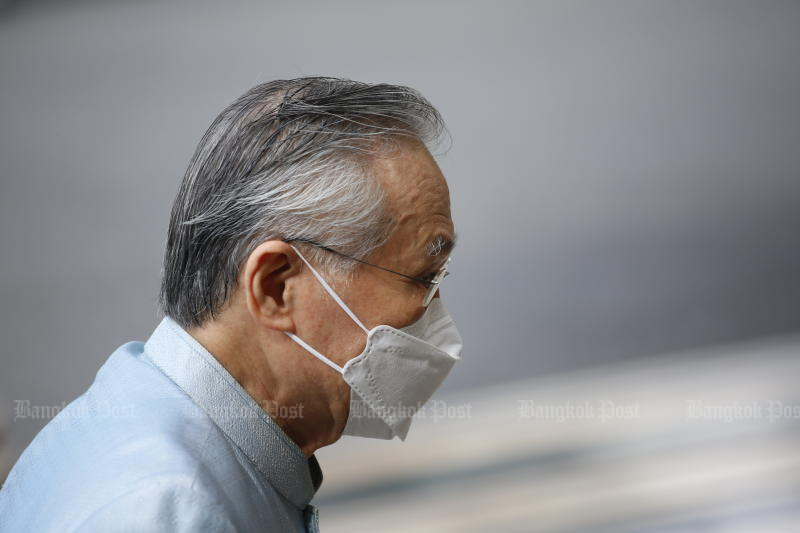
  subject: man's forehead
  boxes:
[369,140,455,268]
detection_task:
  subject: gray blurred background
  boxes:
[1,1,799,529]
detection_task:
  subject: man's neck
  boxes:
[186,320,341,457]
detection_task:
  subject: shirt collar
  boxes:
[142,316,323,508]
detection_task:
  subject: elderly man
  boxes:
[0,77,463,532]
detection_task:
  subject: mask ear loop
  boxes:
[288,244,370,335]
[285,331,345,374]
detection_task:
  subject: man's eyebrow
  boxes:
[425,231,458,260]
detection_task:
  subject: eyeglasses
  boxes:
[285,237,451,307]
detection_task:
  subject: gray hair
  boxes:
[158,76,448,329]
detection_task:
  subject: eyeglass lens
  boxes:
[423,257,451,307]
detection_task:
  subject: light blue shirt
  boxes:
[0,316,323,532]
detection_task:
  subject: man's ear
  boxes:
[241,240,302,331]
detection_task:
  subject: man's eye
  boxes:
[420,272,437,283]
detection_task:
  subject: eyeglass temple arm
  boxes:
[284,237,440,286]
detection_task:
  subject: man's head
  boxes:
[158,77,457,450]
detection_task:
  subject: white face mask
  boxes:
[284,244,463,441]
